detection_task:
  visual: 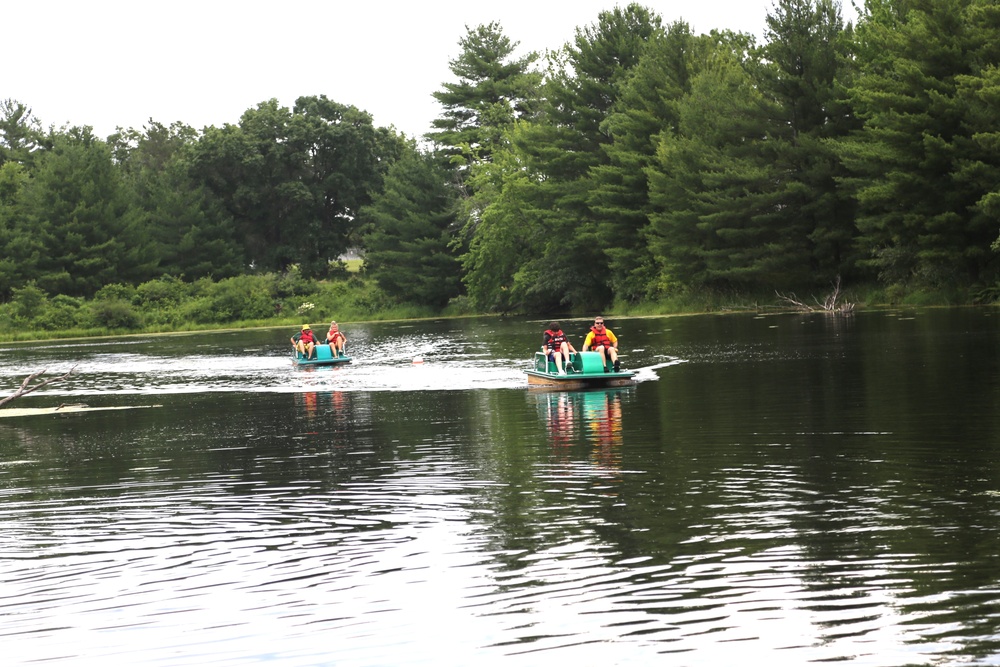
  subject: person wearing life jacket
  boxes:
[325,320,347,357]
[543,321,577,375]
[582,316,621,372]
[291,324,318,359]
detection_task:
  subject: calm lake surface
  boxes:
[2,309,1000,666]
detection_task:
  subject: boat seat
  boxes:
[575,351,607,373]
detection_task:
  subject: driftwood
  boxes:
[0,366,78,409]
[776,276,855,315]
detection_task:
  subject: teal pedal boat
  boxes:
[525,350,634,389]
[293,344,352,366]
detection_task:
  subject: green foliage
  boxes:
[5,3,1000,325]
[136,275,190,307]
[189,96,405,278]
[94,283,138,303]
[427,21,542,167]
[0,99,42,167]
[360,147,462,308]
[90,298,142,330]
[181,274,278,324]
[463,3,661,313]
[838,0,1000,287]
[8,282,47,323]
[17,127,157,297]
[38,294,86,329]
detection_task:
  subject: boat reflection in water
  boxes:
[534,388,630,470]
[294,390,349,420]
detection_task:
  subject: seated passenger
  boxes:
[543,321,577,375]
[325,320,347,357]
[582,316,621,372]
[291,324,317,360]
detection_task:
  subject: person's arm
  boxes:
[607,330,618,347]
[582,332,593,350]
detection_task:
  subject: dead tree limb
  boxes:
[0,366,78,409]
[777,276,855,315]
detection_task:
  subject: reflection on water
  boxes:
[2,312,1000,665]
[534,389,627,471]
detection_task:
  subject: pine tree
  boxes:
[360,148,462,308]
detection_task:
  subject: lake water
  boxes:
[1,309,1000,666]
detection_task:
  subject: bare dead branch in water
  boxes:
[776,276,855,315]
[0,366,78,408]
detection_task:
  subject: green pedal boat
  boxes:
[525,350,634,389]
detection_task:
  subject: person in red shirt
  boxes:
[325,320,347,357]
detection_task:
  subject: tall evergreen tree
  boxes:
[589,21,711,303]
[839,0,1000,286]
[0,99,41,167]
[649,1,854,291]
[474,3,662,311]
[0,161,32,298]
[427,22,541,168]
[111,121,243,279]
[648,51,779,288]
[18,127,156,297]
[753,0,858,283]
[360,148,462,308]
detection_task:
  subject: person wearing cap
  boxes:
[325,320,347,357]
[291,324,318,359]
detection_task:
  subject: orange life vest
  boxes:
[544,329,567,350]
[589,326,612,348]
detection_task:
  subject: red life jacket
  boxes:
[544,329,567,350]
[299,330,316,344]
[590,326,612,348]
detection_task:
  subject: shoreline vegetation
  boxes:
[5,5,1000,335]
[0,266,989,345]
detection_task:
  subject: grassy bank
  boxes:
[0,270,993,344]
[0,269,474,343]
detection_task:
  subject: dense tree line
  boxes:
[2,0,1000,326]
[424,0,1000,311]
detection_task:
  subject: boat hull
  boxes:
[525,351,634,389]
[293,344,352,366]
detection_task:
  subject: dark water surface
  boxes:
[2,310,1000,666]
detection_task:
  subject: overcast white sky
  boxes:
[6,0,853,141]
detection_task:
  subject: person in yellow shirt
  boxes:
[582,316,620,372]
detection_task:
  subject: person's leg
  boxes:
[560,342,572,372]
[596,345,608,371]
[551,349,565,374]
[609,347,620,371]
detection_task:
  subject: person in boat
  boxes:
[543,321,577,376]
[582,316,621,372]
[325,320,347,357]
[291,324,318,360]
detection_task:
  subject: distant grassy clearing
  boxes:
[344,259,363,273]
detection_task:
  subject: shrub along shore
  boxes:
[1,263,989,345]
